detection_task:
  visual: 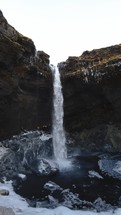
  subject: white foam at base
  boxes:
[0,181,121,215]
[56,158,73,171]
[44,158,73,172]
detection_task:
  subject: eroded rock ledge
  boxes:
[59,45,121,152]
[0,10,52,139]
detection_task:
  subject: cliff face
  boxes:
[1,10,121,152]
[0,11,52,139]
[59,45,121,152]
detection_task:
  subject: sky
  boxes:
[1,0,121,64]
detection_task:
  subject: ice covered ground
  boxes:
[0,181,121,215]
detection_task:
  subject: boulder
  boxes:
[0,189,9,195]
[30,159,58,176]
[93,197,113,212]
[0,131,53,180]
[98,154,121,180]
[44,181,63,192]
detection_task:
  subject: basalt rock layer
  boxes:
[59,45,121,152]
[0,11,52,139]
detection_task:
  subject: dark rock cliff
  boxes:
[0,11,52,139]
[1,10,121,152]
[59,45,121,152]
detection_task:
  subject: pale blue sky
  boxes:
[1,0,121,64]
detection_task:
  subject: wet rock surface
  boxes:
[0,10,52,139]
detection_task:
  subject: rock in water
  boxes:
[44,181,63,192]
[31,159,58,176]
[88,170,103,179]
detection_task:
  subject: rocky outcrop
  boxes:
[0,131,53,180]
[0,10,52,139]
[59,45,121,152]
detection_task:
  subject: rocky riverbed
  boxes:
[0,131,121,213]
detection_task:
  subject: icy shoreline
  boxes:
[0,181,121,215]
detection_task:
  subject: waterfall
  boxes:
[52,65,67,161]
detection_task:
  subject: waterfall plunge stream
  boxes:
[52,65,67,161]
